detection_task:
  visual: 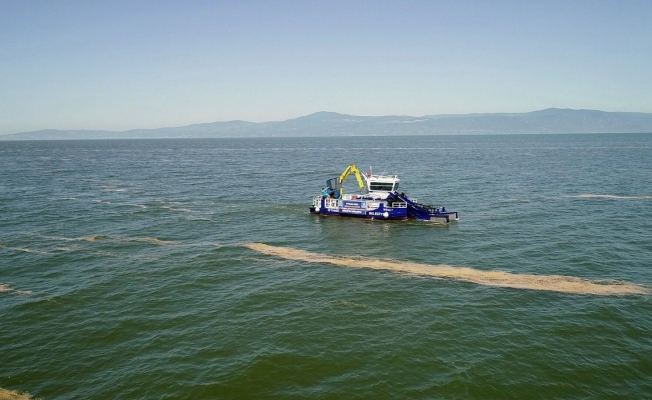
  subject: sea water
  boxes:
[1,134,651,399]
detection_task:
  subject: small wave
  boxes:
[186,216,213,222]
[161,205,193,213]
[572,194,652,200]
[337,300,369,309]
[243,244,650,296]
[130,237,177,245]
[500,198,530,203]
[333,300,390,313]
[18,248,49,255]
[30,234,176,246]
[51,196,78,201]
[34,235,76,242]
[100,186,127,192]
[54,246,78,252]
[81,235,178,246]
[93,251,120,258]
[82,235,108,242]
[1,245,49,255]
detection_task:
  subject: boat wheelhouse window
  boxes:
[370,182,395,191]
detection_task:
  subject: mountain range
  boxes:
[2,108,652,140]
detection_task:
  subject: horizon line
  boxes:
[4,107,652,137]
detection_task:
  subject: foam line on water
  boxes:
[81,236,178,245]
[0,243,49,255]
[243,243,650,296]
[0,387,37,399]
[0,283,33,295]
[572,194,652,200]
[27,234,180,246]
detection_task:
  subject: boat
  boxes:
[309,164,458,223]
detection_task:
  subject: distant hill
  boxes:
[2,108,652,140]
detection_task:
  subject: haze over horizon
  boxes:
[1,0,651,136]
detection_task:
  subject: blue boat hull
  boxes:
[309,197,408,220]
[309,194,458,223]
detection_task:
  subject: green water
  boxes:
[1,134,651,399]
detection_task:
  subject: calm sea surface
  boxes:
[1,134,652,399]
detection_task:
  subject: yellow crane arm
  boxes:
[338,164,366,193]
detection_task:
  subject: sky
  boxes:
[1,0,651,135]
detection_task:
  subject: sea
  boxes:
[1,133,651,399]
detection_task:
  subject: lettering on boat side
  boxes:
[342,200,364,209]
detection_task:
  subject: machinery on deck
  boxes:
[309,164,458,223]
[321,164,366,200]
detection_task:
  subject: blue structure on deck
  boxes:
[309,165,458,223]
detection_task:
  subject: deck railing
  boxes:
[325,199,341,208]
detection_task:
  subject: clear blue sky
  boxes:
[1,0,651,134]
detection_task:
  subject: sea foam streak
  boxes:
[243,244,650,296]
[0,243,49,255]
[0,283,33,295]
[27,234,178,246]
[81,236,177,245]
[573,194,652,200]
[0,387,36,400]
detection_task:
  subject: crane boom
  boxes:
[338,164,366,196]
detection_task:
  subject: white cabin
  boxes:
[364,172,400,200]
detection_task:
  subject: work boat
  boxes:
[310,165,458,223]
